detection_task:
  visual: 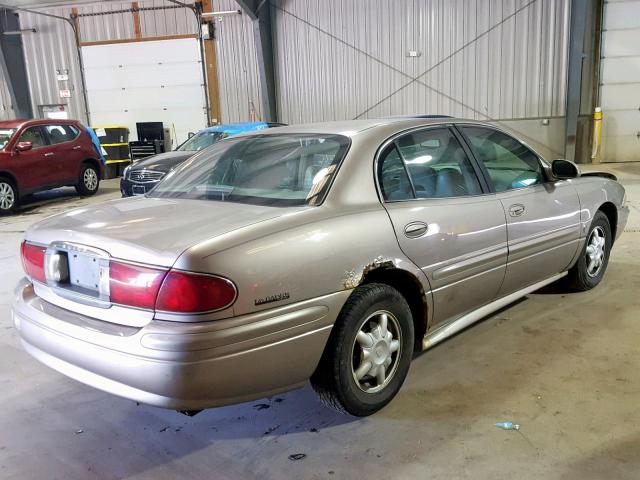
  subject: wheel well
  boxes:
[361,267,428,351]
[0,171,18,190]
[81,158,101,176]
[598,202,618,241]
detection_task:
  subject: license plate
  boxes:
[132,185,146,195]
[68,252,101,292]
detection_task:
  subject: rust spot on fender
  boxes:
[341,256,394,289]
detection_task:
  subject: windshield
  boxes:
[0,128,16,149]
[176,130,229,152]
[150,134,350,207]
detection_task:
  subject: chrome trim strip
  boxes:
[506,238,581,267]
[430,242,508,281]
[430,263,506,293]
[422,272,567,350]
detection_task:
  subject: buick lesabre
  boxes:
[12,118,628,416]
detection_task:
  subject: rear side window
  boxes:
[379,144,413,201]
[17,127,47,148]
[45,125,79,144]
[461,126,544,192]
[378,127,482,201]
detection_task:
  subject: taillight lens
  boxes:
[109,261,167,310]
[21,241,46,283]
[156,270,237,313]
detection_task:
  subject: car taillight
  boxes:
[156,270,237,313]
[109,261,168,310]
[21,241,46,283]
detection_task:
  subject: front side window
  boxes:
[176,131,229,152]
[150,134,350,207]
[378,127,482,201]
[461,126,544,192]
[45,125,78,144]
[18,127,47,148]
[0,128,16,149]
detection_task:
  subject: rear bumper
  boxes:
[12,278,348,410]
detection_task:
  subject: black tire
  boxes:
[75,163,100,196]
[0,177,18,214]
[567,210,612,291]
[311,283,414,416]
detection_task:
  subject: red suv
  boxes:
[0,119,103,214]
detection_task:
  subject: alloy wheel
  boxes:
[351,310,402,394]
[84,168,98,191]
[586,226,606,277]
[0,182,15,211]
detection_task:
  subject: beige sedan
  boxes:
[12,117,628,416]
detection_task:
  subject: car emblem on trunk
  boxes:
[254,292,290,306]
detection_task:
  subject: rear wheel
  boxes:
[311,283,414,416]
[0,178,18,214]
[567,211,611,291]
[76,163,99,196]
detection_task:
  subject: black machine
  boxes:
[129,122,172,161]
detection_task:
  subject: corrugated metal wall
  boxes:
[19,6,86,122]
[11,0,572,156]
[17,1,197,125]
[213,0,263,123]
[271,0,571,124]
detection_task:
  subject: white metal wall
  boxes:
[600,0,640,162]
[82,38,207,145]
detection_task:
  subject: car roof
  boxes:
[0,118,82,129]
[238,117,484,138]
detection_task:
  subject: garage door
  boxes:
[600,0,640,162]
[81,38,207,147]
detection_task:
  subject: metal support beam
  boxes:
[565,0,604,163]
[236,0,277,122]
[0,9,32,118]
[565,0,588,162]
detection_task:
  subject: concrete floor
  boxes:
[1,165,639,480]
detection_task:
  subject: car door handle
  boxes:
[73,145,82,150]
[404,222,429,238]
[509,204,526,217]
[43,152,55,157]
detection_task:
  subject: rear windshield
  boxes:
[0,128,16,149]
[176,130,229,152]
[149,134,350,207]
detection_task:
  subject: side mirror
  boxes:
[552,159,580,179]
[187,132,195,139]
[15,141,33,152]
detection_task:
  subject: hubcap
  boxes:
[0,182,15,210]
[84,168,98,191]
[585,226,606,277]
[351,310,402,394]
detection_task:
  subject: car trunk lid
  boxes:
[26,196,305,325]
